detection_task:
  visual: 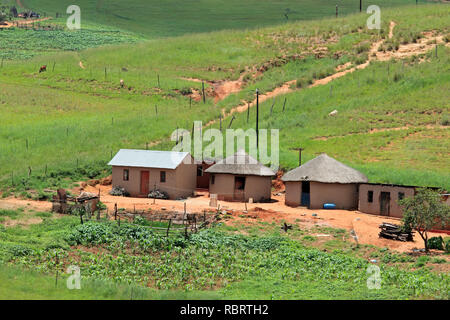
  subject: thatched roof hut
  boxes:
[282,153,368,183]
[205,150,275,202]
[282,153,367,209]
[206,149,275,177]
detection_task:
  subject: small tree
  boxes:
[399,188,450,253]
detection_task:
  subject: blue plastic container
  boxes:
[323,203,337,209]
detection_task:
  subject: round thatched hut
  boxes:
[282,153,368,209]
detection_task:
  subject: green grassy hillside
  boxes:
[0,4,448,193]
[21,0,423,38]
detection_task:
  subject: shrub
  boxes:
[148,189,169,199]
[427,236,444,250]
[109,186,129,197]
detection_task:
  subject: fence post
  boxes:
[166,219,172,237]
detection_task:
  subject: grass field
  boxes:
[0,210,448,299]
[0,4,448,195]
[20,0,426,38]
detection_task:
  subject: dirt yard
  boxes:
[64,183,447,253]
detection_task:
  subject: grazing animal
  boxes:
[120,79,124,88]
[39,65,47,73]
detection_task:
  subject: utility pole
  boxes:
[290,148,304,167]
[256,89,260,150]
[360,0,362,12]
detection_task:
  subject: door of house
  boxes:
[301,181,310,208]
[140,171,150,196]
[234,176,246,202]
[380,192,391,216]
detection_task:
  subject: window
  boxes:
[160,171,166,183]
[398,192,405,200]
[211,174,215,185]
[368,191,373,203]
[123,169,129,181]
[197,166,203,177]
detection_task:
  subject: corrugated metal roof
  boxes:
[108,149,190,169]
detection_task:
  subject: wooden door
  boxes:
[301,181,310,208]
[140,171,149,195]
[380,192,391,216]
[233,176,246,202]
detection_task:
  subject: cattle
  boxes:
[39,65,47,73]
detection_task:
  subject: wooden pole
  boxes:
[360,0,362,12]
[256,89,259,150]
[336,5,338,18]
[282,97,287,112]
[290,148,304,166]
[247,103,250,123]
[202,81,206,104]
[166,219,172,237]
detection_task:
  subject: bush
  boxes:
[427,236,444,250]
[445,238,450,253]
[148,189,169,199]
[109,186,129,197]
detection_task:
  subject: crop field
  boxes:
[22,0,424,38]
[0,210,448,299]
[0,23,141,60]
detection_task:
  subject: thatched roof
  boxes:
[205,150,275,176]
[282,153,368,184]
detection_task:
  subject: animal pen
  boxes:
[52,188,217,238]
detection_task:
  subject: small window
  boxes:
[123,169,129,181]
[211,174,215,185]
[368,191,373,203]
[197,166,203,177]
[160,171,166,183]
[398,192,405,200]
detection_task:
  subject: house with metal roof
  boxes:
[282,153,368,209]
[108,149,197,199]
[205,150,276,202]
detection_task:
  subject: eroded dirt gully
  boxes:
[0,17,51,28]
[185,21,448,129]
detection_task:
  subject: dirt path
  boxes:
[0,17,51,29]
[187,21,448,135]
[312,124,448,141]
